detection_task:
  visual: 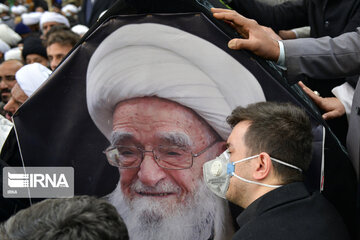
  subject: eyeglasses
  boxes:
[103,140,219,170]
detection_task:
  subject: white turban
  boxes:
[0,38,10,53]
[40,11,70,30]
[22,12,43,26]
[62,4,79,15]
[12,5,27,15]
[87,23,266,141]
[16,63,52,97]
[71,24,89,36]
[0,3,9,13]
[0,24,21,46]
[4,47,21,61]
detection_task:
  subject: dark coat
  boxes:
[228,0,360,38]
[78,0,118,27]
[233,182,350,240]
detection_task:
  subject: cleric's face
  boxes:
[110,97,222,212]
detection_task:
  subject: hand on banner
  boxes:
[298,81,345,120]
[211,8,280,61]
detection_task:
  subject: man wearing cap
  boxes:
[22,37,49,67]
[87,23,266,240]
[203,102,350,239]
[21,12,43,33]
[39,11,70,37]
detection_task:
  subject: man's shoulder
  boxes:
[234,183,350,239]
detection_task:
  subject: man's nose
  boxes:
[50,60,57,71]
[137,152,167,187]
[0,80,7,89]
[4,99,15,114]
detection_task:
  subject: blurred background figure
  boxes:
[62,3,79,26]
[22,37,49,66]
[3,62,51,119]
[11,5,28,25]
[21,11,43,34]
[0,3,15,29]
[33,0,49,12]
[0,24,21,48]
[0,39,10,63]
[0,196,129,240]
[4,47,22,62]
[39,11,70,38]
[14,22,31,40]
[71,24,88,37]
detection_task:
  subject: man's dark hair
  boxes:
[45,27,80,48]
[227,101,313,184]
[0,195,129,240]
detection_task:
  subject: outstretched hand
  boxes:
[211,8,280,61]
[298,81,345,120]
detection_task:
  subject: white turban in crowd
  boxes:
[71,24,89,36]
[0,38,10,53]
[11,5,27,15]
[4,47,22,61]
[87,23,266,141]
[0,3,9,13]
[16,63,52,97]
[0,24,21,47]
[40,11,70,30]
[62,4,79,16]
[22,12,43,26]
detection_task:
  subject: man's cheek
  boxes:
[169,171,197,194]
[119,169,139,196]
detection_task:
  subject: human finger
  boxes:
[323,110,342,120]
[211,8,234,14]
[228,38,252,50]
[212,10,249,27]
[298,81,322,102]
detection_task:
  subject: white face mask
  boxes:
[203,150,302,199]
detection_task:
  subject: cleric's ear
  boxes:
[252,152,272,180]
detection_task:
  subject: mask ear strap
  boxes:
[270,157,303,172]
[232,155,259,165]
[232,173,282,188]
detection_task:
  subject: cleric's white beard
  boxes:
[108,180,221,240]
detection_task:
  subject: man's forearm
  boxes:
[284,28,360,80]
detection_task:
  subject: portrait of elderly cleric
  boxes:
[86,23,266,240]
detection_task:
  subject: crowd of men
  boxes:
[0,0,359,240]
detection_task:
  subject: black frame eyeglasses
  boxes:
[103,140,219,170]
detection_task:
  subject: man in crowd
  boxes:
[0,196,129,240]
[86,23,266,240]
[3,62,51,120]
[40,11,70,37]
[0,60,23,116]
[203,102,350,239]
[22,37,49,67]
[45,27,79,70]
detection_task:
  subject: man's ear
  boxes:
[252,152,272,180]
